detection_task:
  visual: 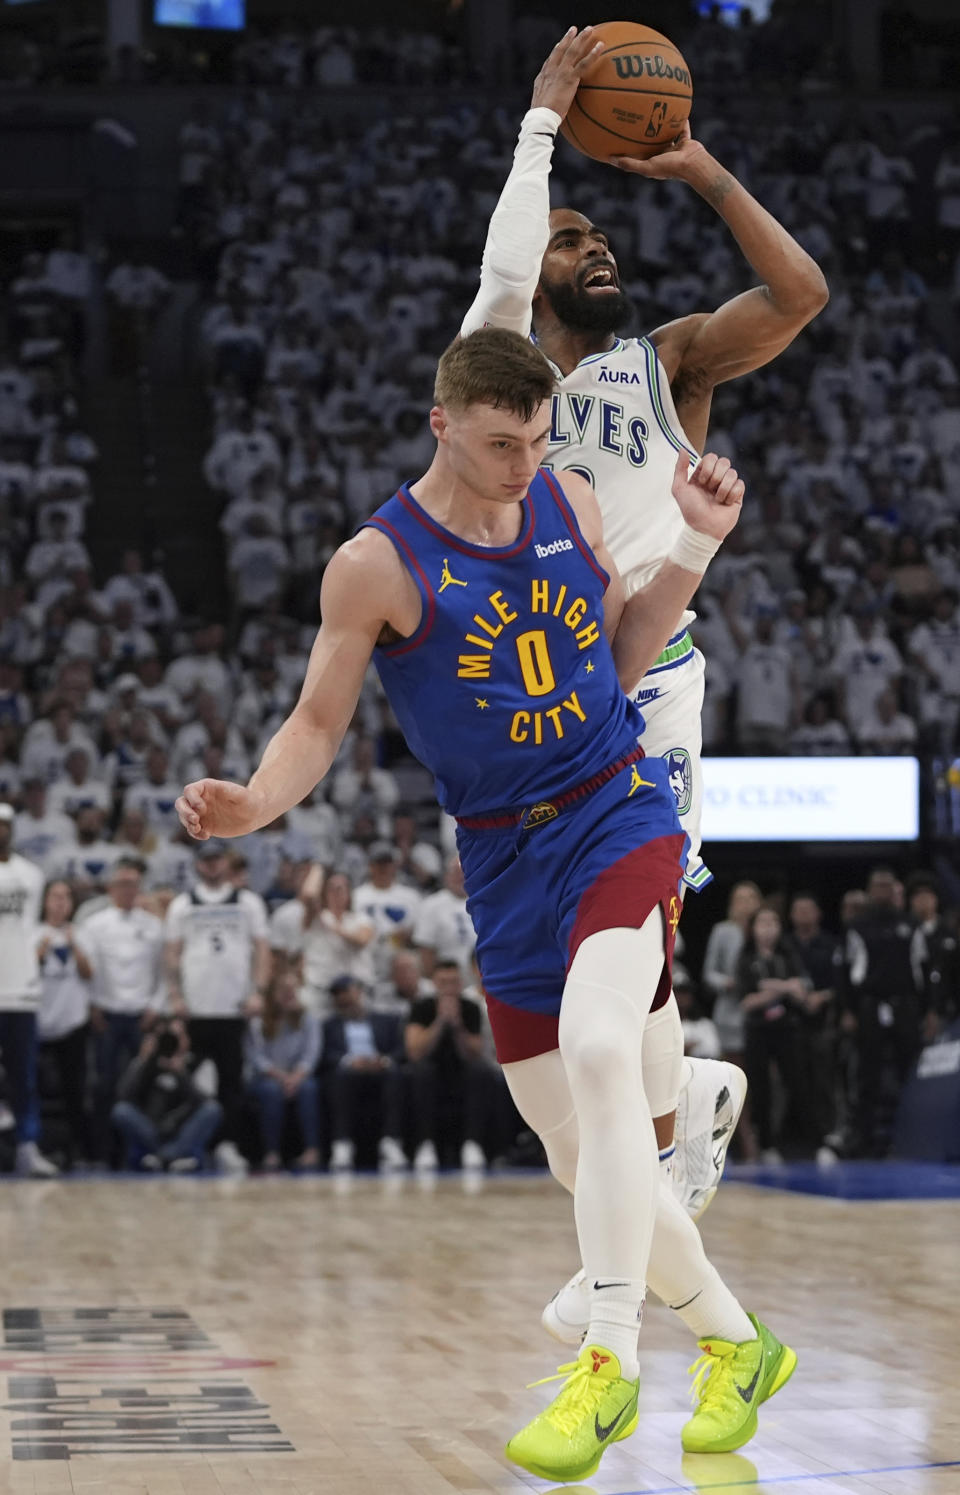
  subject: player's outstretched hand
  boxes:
[530,26,604,119]
[609,121,709,179]
[175,778,264,842]
[671,449,744,541]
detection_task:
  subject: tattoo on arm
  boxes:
[671,363,712,407]
[705,172,736,211]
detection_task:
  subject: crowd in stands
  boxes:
[0,8,959,1175]
[677,868,959,1162]
[2,813,505,1176]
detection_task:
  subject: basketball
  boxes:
[560,21,693,165]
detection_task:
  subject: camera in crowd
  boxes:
[152,1018,187,1062]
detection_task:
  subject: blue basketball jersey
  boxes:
[363,469,645,818]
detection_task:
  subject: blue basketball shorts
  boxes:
[456,751,689,1063]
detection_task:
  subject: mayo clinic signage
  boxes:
[701,757,920,842]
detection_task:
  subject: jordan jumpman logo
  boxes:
[627,763,656,798]
[439,558,468,593]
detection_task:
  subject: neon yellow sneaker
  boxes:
[681,1314,796,1454]
[505,1343,639,1483]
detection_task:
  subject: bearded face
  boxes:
[537,267,635,336]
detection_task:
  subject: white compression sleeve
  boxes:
[641,996,685,1119]
[460,107,561,337]
[504,1008,754,1350]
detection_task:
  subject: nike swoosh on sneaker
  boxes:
[594,1400,631,1442]
[593,1280,630,1290]
[735,1363,762,1403]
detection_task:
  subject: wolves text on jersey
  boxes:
[549,393,649,467]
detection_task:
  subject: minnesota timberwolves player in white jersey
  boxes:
[461,29,827,1259]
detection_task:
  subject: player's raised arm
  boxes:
[557,456,742,688]
[175,532,406,842]
[611,451,744,689]
[460,29,602,337]
[612,123,829,451]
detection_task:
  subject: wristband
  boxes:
[668,523,721,575]
[522,106,562,136]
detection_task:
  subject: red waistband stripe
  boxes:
[456,745,645,831]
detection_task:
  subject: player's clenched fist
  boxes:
[671,448,745,542]
[175,778,264,841]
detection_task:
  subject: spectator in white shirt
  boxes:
[854,687,919,755]
[44,232,93,303]
[228,514,290,612]
[102,710,159,794]
[36,878,94,1165]
[25,513,91,585]
[353,842,422,987]
[132,657,183,736]
[790,694,852,756]
[47,747,111,820]
[0,804,57,1176]
[165,840,270,1174]
[164,627,234,717]
[233,656,294,751]
[102,598,158,667]
[123,745,182,833]
[146,823,198,897]
[734,611,796,754]
[270,864,375,1015]
[101,549,179,631]
[14,778,76,869]
[412,855,475,979]
[106,259,171,313]
[832,606,903,733]
[330,736,400,833]
[53,806,121,898]
[203,407,279,497]
[284,786,342,866]
[79,858,165,1167]
[113,807,156,863]
[21,701,98,786]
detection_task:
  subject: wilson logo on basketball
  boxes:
[613,53,692,86]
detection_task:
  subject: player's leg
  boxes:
[504,916,665,1481]
[540,995,754,1344]
[634,649,747,1214]
[512,987,794,1457]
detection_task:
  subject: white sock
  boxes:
[586,1278,645,1378]
[647,1182,754,1345]
[669,1268,756,1345]
[659,1144,675,1186]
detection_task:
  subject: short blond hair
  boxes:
[434,328,556,422]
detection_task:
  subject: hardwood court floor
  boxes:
[0,1171,957,1494]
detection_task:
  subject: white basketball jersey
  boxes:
[542,336,698,602]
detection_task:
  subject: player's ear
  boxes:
[429,405,447,442]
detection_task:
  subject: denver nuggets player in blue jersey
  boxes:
[176,330,792,1484]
